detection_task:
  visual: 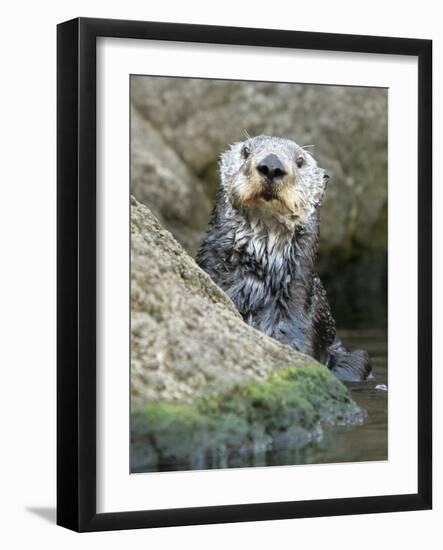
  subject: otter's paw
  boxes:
[328,349,372,382]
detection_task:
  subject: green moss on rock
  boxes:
[131,365,364,472]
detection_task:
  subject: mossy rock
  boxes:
[131,197,334,406]
[131,365,364,472]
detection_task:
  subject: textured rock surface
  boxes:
[131,196,320,409]
[130,197,364,471]
[131,106,211,253]
[131,365,364,472]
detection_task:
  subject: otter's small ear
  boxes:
[322,172,330,195]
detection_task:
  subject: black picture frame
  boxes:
[57,17,432,532]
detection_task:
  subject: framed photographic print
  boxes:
[57,17,432,531]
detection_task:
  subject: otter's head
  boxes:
[219,135,329,228]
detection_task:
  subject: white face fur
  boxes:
[219,135,329,230]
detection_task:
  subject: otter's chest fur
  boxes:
[197,204,323,358]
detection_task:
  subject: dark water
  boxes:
[267,328,388,466]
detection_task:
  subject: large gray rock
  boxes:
[130,197,364,471]
[131,196,321,408]
[131,105,210,254]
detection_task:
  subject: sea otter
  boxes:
[196,135,371,381]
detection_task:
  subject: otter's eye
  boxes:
[296,156,305,168]
[242,145,251,159]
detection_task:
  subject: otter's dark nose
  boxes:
[257,154,287,182]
